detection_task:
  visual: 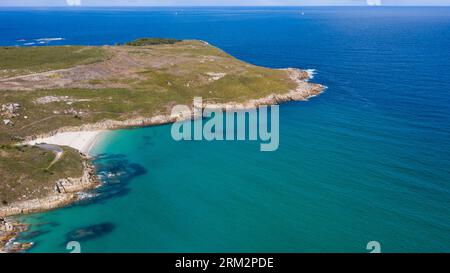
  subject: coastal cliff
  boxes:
[0,159,99,218]
[0,157,99,252]
[0,39,324,252]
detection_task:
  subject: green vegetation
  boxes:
[125,38,181,46]
[0,39,318,205]
[0,40,301,144]
[0,46,111,78]
[0,145,83,204]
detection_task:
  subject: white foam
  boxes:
[305,69,317,81]
[35,38,65,43]
[77,192,98,200]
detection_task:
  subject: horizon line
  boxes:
[1,5,450,7]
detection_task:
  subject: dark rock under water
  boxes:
[66,222,115,242]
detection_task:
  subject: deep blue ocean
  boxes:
[1,7,449,253]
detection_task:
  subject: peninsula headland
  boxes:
[0,38,324,252]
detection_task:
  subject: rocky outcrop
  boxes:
[23,68,324,142]
[0,159,99,252]
[0,158,99,218]
[1,102,21,127]
[11,67,324,218]
[0,218,32,253]
[0,67,324,253]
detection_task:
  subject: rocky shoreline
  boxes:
[23,68,324,142]
[0,218,31,253]
[0,159,99,218]
[0,158,99,252]
[0,67,324,253]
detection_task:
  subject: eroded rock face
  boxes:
[0,219,31,253]
[1,103,20,117]
[23,68,324,143]
[0,67,325,252]
[0,158,99,218]
[1,103,21,126]
[6,67,324,215]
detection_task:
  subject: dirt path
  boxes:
[0,46,145,91]
[36,144,64,169]
[18,115,63,131]
[0,44,210,91]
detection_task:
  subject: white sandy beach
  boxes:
[27,131,104,155]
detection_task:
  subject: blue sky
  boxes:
[1,0,449,6]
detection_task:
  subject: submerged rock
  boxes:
[65,222,115,242]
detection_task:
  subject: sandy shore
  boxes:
[23,69,324,156]
[26,130,104,155]
[0,158,100,252]
[1,67,324,252]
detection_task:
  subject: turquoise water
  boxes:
[3,7,449,252]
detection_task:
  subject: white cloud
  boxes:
[66,0,82,6]
[367,0,382,5]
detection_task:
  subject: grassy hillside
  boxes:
[0,46,111,78]
[0,40,304,145]
[125,37,181,46]
[0,39,320,205]
[0,145,83,205]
